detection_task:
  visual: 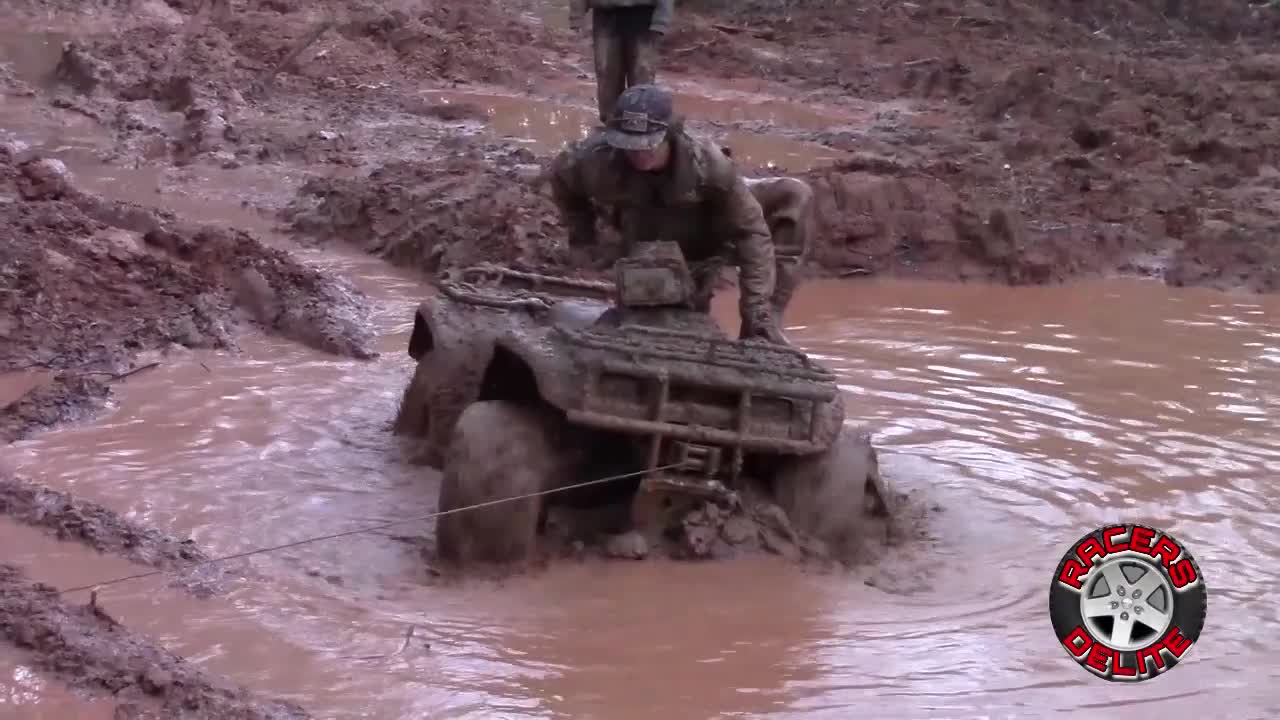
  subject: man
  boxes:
[547,83,786,344]
[569,0,675,124]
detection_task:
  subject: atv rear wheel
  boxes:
[772,427,893,562]
[435,400,566,567]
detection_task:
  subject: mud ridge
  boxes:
[0,473,220,578]
[0,564,310,720]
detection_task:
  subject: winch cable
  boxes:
[56,462,686,596]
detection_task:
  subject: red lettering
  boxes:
[1151,535,1181,568]
[1112,651,1137,677]
[1170,558,1198,588]
[1063,626,1092,658]
[1058,558,1087,589]
[1136,643,1166,674]
[1103,526,1129,553]
[1163,627,1192,657]
[1076,537,1106,568]
[1085,643,1111,673]
[1130,526,1155,555]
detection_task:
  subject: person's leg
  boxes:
[625,7,658,88]
[592,10,626,123]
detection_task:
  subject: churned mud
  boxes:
[538,484,932,570]
[0,565,309,720]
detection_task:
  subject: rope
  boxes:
[56,463,684,596]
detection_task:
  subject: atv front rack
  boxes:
[437,264,615,312]
[559,322,841,485]
[557,323,837,383]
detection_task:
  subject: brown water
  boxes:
[5,26,1280,720]
[420,88,849,172]
[0,648,115,720]
[4,273,1280,718]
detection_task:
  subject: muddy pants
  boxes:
[592,6,659,123]
[688,177,815,318]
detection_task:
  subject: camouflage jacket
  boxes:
[569,0,675,34]
[547,124,778,332]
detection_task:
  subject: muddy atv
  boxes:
[395,240,894,567]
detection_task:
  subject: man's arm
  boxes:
[547,146,597,250]
[650,0,675,34]
[711,169,781,341]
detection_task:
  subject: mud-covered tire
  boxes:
[434,400,563,567]
[772,427,890,561]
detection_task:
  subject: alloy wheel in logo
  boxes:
[1049,523,1208,681]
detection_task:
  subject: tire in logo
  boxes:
[1048,523,1207,681]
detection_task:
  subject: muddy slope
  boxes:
[0,148,377,436]
[0,564,309,720]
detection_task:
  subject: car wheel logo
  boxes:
[1049,523,1208,681]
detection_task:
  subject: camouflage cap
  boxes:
[604,84,674,151]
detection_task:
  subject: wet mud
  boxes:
[0,148,377,438]
[0,474,213,577]
[0,565,308,720]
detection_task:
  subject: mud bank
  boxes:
[0,565,309,720]
[0,148,376,435]
[674,0,1280,291]
[287,152,572,276]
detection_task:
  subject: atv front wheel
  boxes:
[435,400,566,567]
[772,426,893,562]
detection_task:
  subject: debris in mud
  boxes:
[538,485,923,570]
[0,564,311,720]
[0,374,110,443]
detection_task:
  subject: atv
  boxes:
[395,240,895,566]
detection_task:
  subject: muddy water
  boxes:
[422,88,848,172]
[4,269,1280,718]
[0,650,115,720]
